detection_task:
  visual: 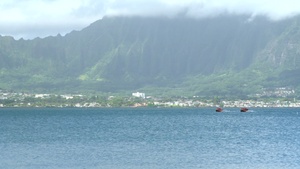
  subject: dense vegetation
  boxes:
[1,14,300,97]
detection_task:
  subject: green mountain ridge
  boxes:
[0,14,300,97]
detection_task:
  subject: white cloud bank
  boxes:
[1,0,300,39]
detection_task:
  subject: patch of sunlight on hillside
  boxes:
[78,74,89,80]
[78,74,105,82]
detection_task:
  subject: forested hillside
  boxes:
[0,14,299,96]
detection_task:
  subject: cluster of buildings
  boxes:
[151,99,300,108]
[256,87,295,97]
[222,99,300,108]
[1,90,300,108]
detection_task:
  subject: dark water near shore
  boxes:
[1,108,300,169]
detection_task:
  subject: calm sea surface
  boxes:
[1,108,300,169]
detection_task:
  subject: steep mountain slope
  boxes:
[0,14,298,96]
[254,16,300,89]
[77,16,284,79]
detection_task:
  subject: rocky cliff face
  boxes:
[0,14,300,95]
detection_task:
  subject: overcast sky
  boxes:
[1,0,300,39]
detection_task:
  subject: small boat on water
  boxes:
[240,107,249,112]
[216,107,223,112]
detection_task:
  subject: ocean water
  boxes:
[1,108,300,169]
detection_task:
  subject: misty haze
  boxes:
[2,1,300,169]
[0,13,300,98]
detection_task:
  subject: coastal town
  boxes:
[1,88,300,108]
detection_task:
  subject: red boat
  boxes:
[216,107,223,112]
[240,107,249,112]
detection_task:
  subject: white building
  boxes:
[34,94,50,98]
[132,92,145,99]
